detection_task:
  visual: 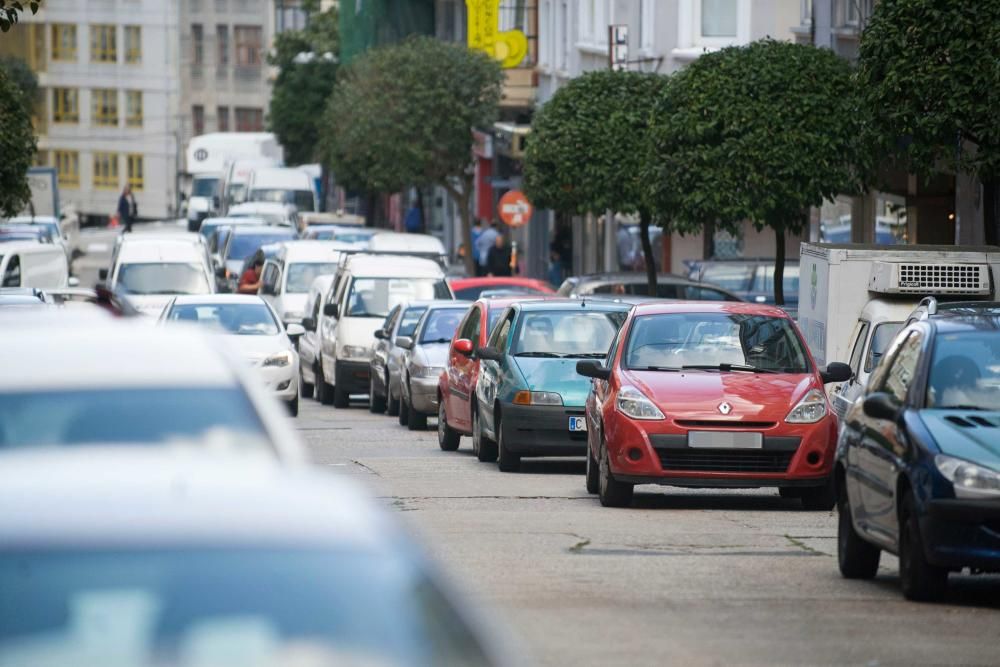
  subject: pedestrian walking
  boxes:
[474,222,499,276]
[616,219,637,271]
[486,233,513,277]
[117,185,134,233]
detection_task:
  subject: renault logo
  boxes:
[718,402,733,415]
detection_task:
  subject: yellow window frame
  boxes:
[127,154,144,191]
[92,88,119,126]
[52,24,77,61]
[93,152,119,190]
[90,24,117,63]
[125,90,143,127]
[124,25,141,64]
[55,151,80,188]
[52,88,79,123]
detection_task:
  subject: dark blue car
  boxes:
[835,309,1000,600]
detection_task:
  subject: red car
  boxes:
[577,302,851,509]
[448,277,554,301]
[436,296,533,457]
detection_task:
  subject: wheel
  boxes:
[369,373,386,413]
[473,408,497,462]
[438,400,461,451]
[585,441,599,494]
[332,364,350,408]
[778,487,801,499]
[598,437,633,507]
[300,368,314,400]
[496,417,520,472]
[800,478,836,511]
[899,491,948,601]
[386,372,400,417]
[316,363,334,406]
[286,393,299,417]
[398,393,410,426]
[408,398,428,431]
[837,481,880,579]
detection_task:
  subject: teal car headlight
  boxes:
[936,455,1000,498]
[513,391,563,406]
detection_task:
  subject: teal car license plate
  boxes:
[568,416,587,432]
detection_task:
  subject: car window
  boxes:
[2,255,20,287]
[261,263,280,293]
[700,265,753,291]
[117,263,211,296]
[683,285,734,301]
[927,331,1000,410]
[396,306,427,338]
[382,305,400,335]
[459,305,481,342]
[487,311,514,350]
[879,331,924,403]
[511,310,623,358]
[864,321,904,373]
[419,309,465,344]
[167,303,280,336]
[286,262,338,294]
[754,266,800,297]
[847,320,871,376]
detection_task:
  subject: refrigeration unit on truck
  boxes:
[797,243,1000,418]
[184,133,284,232]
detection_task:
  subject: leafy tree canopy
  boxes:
[0,66,37,217]
[0,56,37,111]
[0,1,38,33]
[857,0,1000,181]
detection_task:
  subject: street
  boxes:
[297,397,1000,666]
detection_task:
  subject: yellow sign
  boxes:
[465,0,528,69]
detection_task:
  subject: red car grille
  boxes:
[656,449,794,474]
[674,420,777,429]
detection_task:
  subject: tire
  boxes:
[316,363,334,406]
[800,478,836,511]
[473,408,497,462]
[496,417,520,472]
[585,441,599,494]
[369,373,386,413]
[899,492,948,601]
[286,393,299,417]
[778,487,802,499]
[598,438,633,507]
[300,368,314,400]
[386,372,400,417]
[398,394,410,426]
[438,400,461,451]
[408,400,428,431]
[837,482,880,579]
[332,364,350,408]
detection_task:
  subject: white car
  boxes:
[299,273,335,398]
[159,294,305,416]
[259,240,345,325]
[0,310,304,460]
[0,241,73,289]
[5,215,74,266]
[228,201,299,227]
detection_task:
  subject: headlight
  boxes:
[283,310,304,322]
[262,351,293,368]
[513,390,563,406]
[615,386,664,420]
[936,455,1000,498]
[785,389,828,424]
[413,365,444,378]
[341,345,371,360]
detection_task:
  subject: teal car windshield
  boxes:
[927,331,1000,411]
[511,311,623,358]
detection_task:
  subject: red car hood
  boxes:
[623,370,817,423]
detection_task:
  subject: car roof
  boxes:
[421,300,471,311]
[231,201,295,213]
[276,240,345,262]
[929,310,1000,333]
[229,224,296,236]
[367,232,446,253]
[169,294,269,306]
[476,295,543,311]
[569,272,702,286]
[0,316,243,390]
[450,277,551,289]
[516,298,632,312]
[0,448,395,551]
[202,216,266,227]
[344,254,444,277]
[117,240,205,263]
[631,301,790,318]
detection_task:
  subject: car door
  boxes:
[448,304,482,431]
[587,320,625,440]
[855,329,924,544]
[373,306,400,388]
[260,261,280,304]
[477,310,514,441]
[833,320,870,419]
[320,274,347,376]
[300,285,323,370]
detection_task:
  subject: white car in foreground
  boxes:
[159,294,304,415]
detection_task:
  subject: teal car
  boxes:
[474,299,631,472]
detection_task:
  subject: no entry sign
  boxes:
[498,190,533,227]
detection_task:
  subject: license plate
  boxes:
[568,416,587,432]
[688,431,762,449]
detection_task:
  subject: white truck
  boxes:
[797,243,1000,418]
[184,133,284,232]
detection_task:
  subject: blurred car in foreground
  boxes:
[449,277,554,301]
[0,313,303,459]
[159,295,304,416]
[836,309,1000,601]
[0,448,506,667]
[0,287,53,308]
[556,272,741,302]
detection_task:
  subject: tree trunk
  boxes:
[702,219,716,259]
[984,177,999,246]
[639,209,657,296]
[773,223,786,306]
[444,181,477,277]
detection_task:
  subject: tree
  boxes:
[646,40,866,305]
[524,71,670,294]
[0,66,37,217]
[0,56,37,108]
[0,1,39,32]
[857,0,1000,242]
[323,36,503,276]
[268,1,339,166]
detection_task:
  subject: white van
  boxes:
[260,241,344,325]
[228,202,298,227]
[220,157,280,214]
[367,232,447,267]
[105,237,216,316]
[0,241,71,289]
[245,167,317,213]
[315,255,453,407]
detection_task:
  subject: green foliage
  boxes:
[524,70,669,219]
[0,56,38,111]
[0,1,39,33]
[0,66,37,217]
[857,0,1000,180]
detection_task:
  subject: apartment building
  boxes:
[1,0,182,222]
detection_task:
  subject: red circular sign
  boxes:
[498,190,533,228]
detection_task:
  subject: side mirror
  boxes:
[863,392,903,422]
[323,303,338,318]
[374,329,388,340]
[476,346,503,362]
[67,276,80,287]
[821,362,853,384]
[286,323,306,338]
[576,360,611,380]
[395,336,414,350]
[98,268,108,281]
[454,338,474,356]
[302,317,316,332]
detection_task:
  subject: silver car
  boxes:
[370,300,433,416]
[398,302,470,430]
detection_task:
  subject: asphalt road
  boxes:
[298,397,1000,667]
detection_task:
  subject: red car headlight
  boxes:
[615,386,665,420]
[785,389,828,424]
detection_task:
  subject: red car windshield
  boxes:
[624,312,810,373]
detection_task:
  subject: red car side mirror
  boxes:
[454,338,474,356]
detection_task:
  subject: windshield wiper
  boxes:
[422,338,452,344]
[681,364,780,374]
[937,404,989,411]
[514,351,563,358]
[567,352,607,359]
[639,366,682,372]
